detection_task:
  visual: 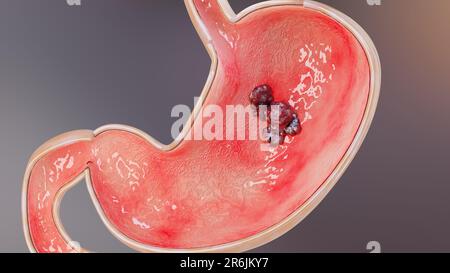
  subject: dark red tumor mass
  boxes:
[249,84,274,107]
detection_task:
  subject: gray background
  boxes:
[0,0,449,253]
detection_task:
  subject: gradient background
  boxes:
[1,0,449,253]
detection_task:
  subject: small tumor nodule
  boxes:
[249,84,274,107]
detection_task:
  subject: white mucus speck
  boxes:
[132,217,150,230]
[121,206,128,214]
[66,156,74,169]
